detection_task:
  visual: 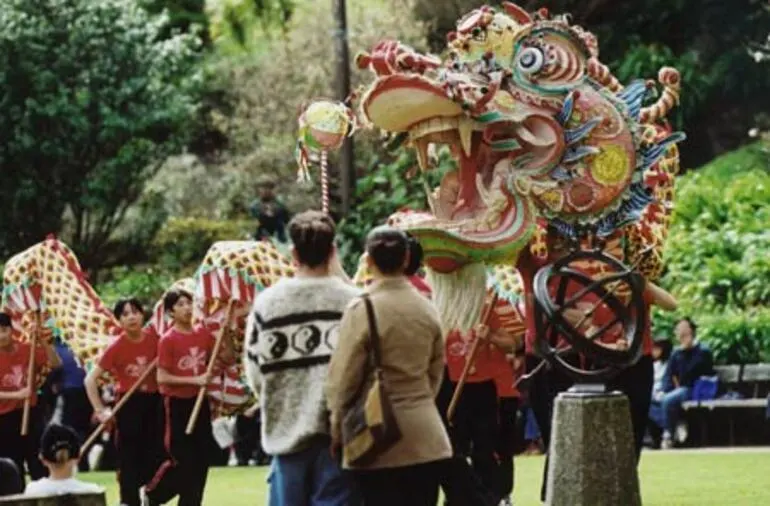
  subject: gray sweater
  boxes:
[244,275,360,455]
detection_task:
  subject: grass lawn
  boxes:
[83,450,770,505]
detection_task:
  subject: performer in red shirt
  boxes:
[85,298,164,506]
[145,290,234,506]
[491,342,523,506]
[439,295,519,504]
[0,312,61,483]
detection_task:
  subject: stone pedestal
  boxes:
[546,390,641,506]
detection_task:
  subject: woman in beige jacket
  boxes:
[326,226,452,506]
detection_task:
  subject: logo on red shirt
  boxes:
[177,347,206,374]
[1,366,24,389]
[448,339,470,358]
[125,356,150,378]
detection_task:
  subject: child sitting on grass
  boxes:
[24,423,103,496]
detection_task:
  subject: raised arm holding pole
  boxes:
[185,301,236,435]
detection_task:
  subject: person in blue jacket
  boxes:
[660,317,713,448]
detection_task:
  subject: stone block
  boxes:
[546,390,641,506]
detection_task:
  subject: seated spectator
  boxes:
[659,318,713,449]
[648,336,673,447]
[24,424,103,496]
[0,458,23,496]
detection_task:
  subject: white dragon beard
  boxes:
[426,262,488,336]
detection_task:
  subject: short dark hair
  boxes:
[366,226,408,275]
[653,338,673,361]
[40,423,80,463]
[404,233,423,276]
[0,313,11,328]
[677,316,697,337]
[163,290,193,313]
[288,211,336,268]
[0,457,23,496]
[113,298,144,319]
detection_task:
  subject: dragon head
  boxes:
[356,2,683,274]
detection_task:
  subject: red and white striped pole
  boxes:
[321,150,330,215]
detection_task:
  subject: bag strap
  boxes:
[362,294,383,370]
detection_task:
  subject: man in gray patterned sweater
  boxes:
[244,210,360,506]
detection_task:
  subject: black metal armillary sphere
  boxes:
[532,247,648,384]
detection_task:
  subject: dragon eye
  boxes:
[472,27,486,41]
[517,47,545,74]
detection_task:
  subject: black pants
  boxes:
[435,370,498,506]
[355,460,444,506]
[146,397,213,506]
[115,392,165,506]
[527,354,654,500]
[234,414,259,466]
[449,381,499,496]
[0,407,46,482]
[497,397,519,499]
[61,388,94,472]
[609,355,654,458]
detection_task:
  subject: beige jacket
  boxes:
[325,277,452,470]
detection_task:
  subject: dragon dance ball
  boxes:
[295,100,356,214]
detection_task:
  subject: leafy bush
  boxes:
[95,265,183,310]
[151,217,253,269]
[655,143,770,363]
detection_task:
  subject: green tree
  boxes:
[207,0,295,51]
[0,0,202,268]
[142,0,211,46]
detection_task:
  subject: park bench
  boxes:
[0,492,106,506]
[682,363,770,446]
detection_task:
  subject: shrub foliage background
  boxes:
[654,143,770,363]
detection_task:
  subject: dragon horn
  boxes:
[639,67,681,124]
[587,57,623,93]
[502,2,533,24]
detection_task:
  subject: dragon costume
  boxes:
[336,2,685,361]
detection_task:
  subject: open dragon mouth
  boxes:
[363,74,544,272]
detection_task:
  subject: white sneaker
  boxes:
[88,444,104,470]
[140,486,150,506]
[675,422,688,444]
[661,431,673,449]
[499,498,513,506]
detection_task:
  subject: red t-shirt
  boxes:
[595,288,654,356]
[490,345,520,398]
[0,343,47,415]
[158,326,215,398]
[445,328,496,384]
[98,328,160,394]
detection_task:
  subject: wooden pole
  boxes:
[185,301,235,435]
[20,314,40,436]
[446,293,499,423]
[333,0,353,216]
[80,358,159,458]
